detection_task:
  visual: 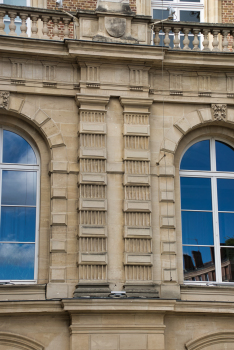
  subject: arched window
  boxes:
[180,138,234,284]
[0,129,39,282]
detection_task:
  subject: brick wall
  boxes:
[47,0,136,12]
[222,0,234,23]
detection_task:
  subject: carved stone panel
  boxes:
[211,104,227,121]
[0,91,10,109]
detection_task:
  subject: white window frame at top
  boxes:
[180,137,234,285]
[0,127,40,284]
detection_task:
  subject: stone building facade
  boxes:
[1,1,234,350]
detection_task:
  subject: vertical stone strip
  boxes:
[120,98,157,297]
[74,94,110,297]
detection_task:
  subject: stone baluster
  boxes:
[222,29,230,52]
[231,31,234,52]
[212,29,220,52]
[8,11,17,36]
[173,27,181,49]
[192,28,200,51]
[31,15,39,38]
[19,13,28,37]
[42,16,50,39]
[52,17,60,40]
[182,28,191,50]
[63,18,71,39]
[202,29,210,51]
[153,26,160,46]
[164,27,171,47]
[0,11,6,35]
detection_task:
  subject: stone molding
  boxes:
[185,332,234,350]
[0,332,44,350]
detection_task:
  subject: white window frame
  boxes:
[180,136,234,285]
[0,127,40,284]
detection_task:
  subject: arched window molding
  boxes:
[185,331,234,350]
[0,127,40,283]
[0,332,44,350]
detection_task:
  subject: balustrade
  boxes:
[0,4,74,40]
[153,20,234,52]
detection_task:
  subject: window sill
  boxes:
[181,283,234,302]
[0,284,46,301]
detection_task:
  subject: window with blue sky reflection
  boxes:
[180,138,234,283]
[0,129,38,281]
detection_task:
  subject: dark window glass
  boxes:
[181,177,212,210]
[221,247,234,282]
[153,9,170,20]
[3,130,36,164]
[183,246,215,281]
[2,171,37,206]
[182,211,214,245]
[217,179,234,212]
[219,213,234,246]
[180,140,210,171]
[180,10,200,22]
[0,207,36,242]
[0,243,35,280]
[216,141,234,172]
[180,0,200,2]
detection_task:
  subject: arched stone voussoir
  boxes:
[185,331,234,350]
[0,332,44,350]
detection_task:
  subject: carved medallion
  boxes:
[211,103,227,121]
[0,91,10,109]
[105,17,126,38]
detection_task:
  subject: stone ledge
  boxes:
[0,284,46,301]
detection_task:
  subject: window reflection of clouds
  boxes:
[2,171,36,206]
[3,130,36,165]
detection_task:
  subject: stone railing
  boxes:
[0,4,74,40]
[153,20,234,52]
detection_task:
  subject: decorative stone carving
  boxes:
[211,104,227,121]
[105,17,126,38]
[0,91,10,109]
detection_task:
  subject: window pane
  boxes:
[219,213,234,246]
[180,140,210,171]
[180,10,200,22]
[153,9,170,20]
[0,243,35,280]
[182,211,214,245]
[3,0,27,5]
[180,0,200,2]
[221,248,234,282]
[2,171,37,206]
[216,141,234,172]
[3,130,37,164]
[183,246,215,281]
[217,179,234,212]
[0,207,36,242]
[181,177,212,210]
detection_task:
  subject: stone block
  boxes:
[124,200,151,212]
[160,216,175,228]
[91,334,118,350]
[41,119,59,138]
[79,198,107,210]
[49,161,68,173]
[123,174,150,185]
[48,133,65,148]
[8,96,24,112]
[199,108,213,122]
[148,334,165,350]
[51,213,67,226]
[79,225,107,237]
[124,253,153,265]
[79,253,107,264]
[124,124,150,135]
[50,239,66,252]
[158,166,175,177]
[80,122,106,133]
[50,267,66,282]
[163,268,177,282]
[186,110,201,128]
[79,173,107,184]
[120,334,147,350]
[227,108,234,123]
[161,139,177,153]
[21,101,37,120]
[161,241,176,255]
[124,149,150,160]
[174,117,191,134]
[34,109,50,125]
[51,188,67,199]
[165,126,183,144]
[124,226,152,237]
[46,283,68,298]
[80,148,106,158]
[160,191,174,202]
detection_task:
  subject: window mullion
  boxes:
[212,176,222,283]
